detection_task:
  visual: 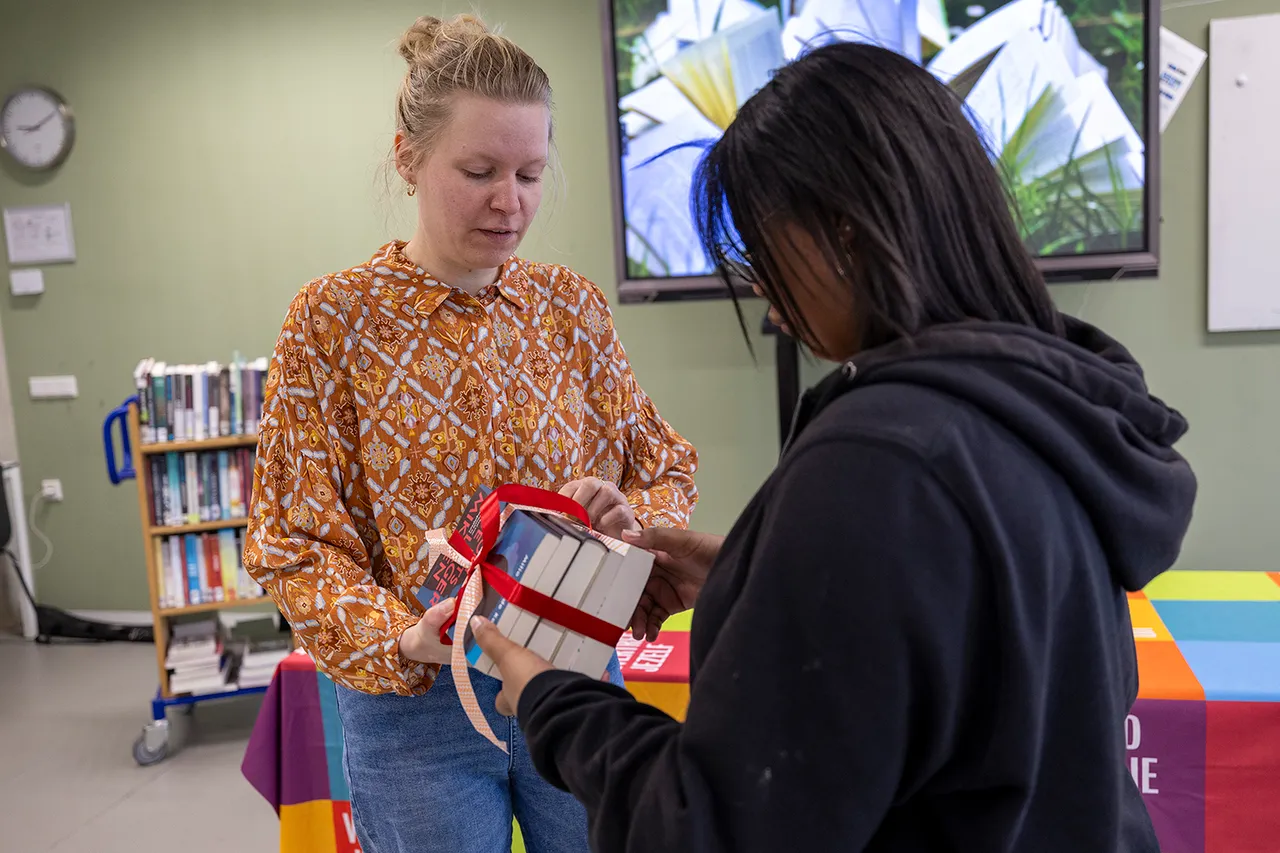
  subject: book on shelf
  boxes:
[413,486,654,681]
[166,616,232,695]
[144,446,255,528]
[132,353,269,445]
[225,614,292,689]
[154,527,265,609]
[164,613,291,695]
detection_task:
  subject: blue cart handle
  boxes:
[104,395,138,485]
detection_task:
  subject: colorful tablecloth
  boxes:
[1126,571,1280,853]
[242,573,1280,853]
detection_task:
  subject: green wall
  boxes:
[0,0,1273,612]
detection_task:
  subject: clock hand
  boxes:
[17,111,58,132]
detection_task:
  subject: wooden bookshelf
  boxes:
[140,434,257,455]
[149,517,249,536]
[159,598,275,618]
[127,407,273,699]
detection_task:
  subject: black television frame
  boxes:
[598,0,1162,305]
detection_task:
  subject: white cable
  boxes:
[28,491,53,571]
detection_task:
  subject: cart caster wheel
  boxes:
[133,720,170,766]
[133,733,168,766]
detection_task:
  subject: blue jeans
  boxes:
[335,657,623,853]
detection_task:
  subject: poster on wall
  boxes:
[3,203,76,265]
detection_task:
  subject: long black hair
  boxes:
[693,41,1063,352]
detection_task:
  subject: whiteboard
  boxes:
[1207,13,1280,332]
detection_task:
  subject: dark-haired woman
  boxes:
[473,42,1195,853]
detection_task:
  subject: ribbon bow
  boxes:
[438,484,628,751]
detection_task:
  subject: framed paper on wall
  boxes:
[3,203,76,265]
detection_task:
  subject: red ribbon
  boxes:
[438,484,626,652]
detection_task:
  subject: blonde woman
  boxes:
[244,15,698,853]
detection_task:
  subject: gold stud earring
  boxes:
[406,183,416,197]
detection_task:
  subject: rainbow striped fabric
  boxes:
[1126,571,1280,852]
[241,651,361,853]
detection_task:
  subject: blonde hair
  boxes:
[395,14,553,170]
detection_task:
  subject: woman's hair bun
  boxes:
[398,14,490,66]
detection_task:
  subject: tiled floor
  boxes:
[0,635,277,852]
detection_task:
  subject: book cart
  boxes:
[104,395,278,766]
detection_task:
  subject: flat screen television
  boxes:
[601,0,1161,303]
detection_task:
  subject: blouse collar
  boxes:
[366,241,530,316]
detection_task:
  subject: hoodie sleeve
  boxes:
[517,438,984,853]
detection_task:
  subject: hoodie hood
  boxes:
[793,316,1196,592]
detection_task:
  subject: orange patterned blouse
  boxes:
[243,241,698,696]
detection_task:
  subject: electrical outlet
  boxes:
[40,479,63,501]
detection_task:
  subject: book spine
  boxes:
[149,458,163,525]
[166,453,181,526]
[185,534,201,605]
[154,537,168,609]
[170,537,185,607]
[185,453,200,524]
[193,366,206,441]
[207,533,225,602]
[219,368,232,437]
[219,529,238,601]
[164,371,175,442]
[230,359,242,436]
[151,370,167,443]
[196,532,211,604]
[145,457,159,526]
[216,451,230,520]
[185,368,195,441]
[206,362,219,438]
[173,370,185,442]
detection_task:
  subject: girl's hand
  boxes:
[621,527,723,642]
[469,616,553,716]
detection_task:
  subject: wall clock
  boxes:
[0,86,75,171]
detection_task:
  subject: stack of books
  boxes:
[416,487,654,681]
[166,617,232,695]
[225,615,293,689]
[132,355,269,444]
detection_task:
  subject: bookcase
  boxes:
[109,358,299,766]
[125,404,274,699]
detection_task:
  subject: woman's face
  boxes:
[398,94,549,277]
[758,225,861,362]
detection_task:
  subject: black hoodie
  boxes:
[518,317,1197,853]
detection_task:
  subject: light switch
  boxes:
[9,269,43,296]
[28,375,78,399]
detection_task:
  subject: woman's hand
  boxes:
[621,527,724,642]
[469,616,553,716]
[560,477,639,538]
[398,596,461,666]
